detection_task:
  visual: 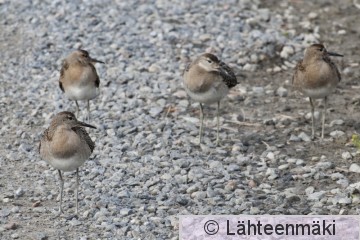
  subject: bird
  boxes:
[292,43,343,140]
[59,49,104,122]
[39,111,96,214]
[183,53,238,145]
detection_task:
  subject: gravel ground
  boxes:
[1,0,360,239]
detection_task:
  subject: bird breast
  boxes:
[50,128,91,160]
[184,71,223,93]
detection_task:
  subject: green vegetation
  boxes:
[352,134,360,149]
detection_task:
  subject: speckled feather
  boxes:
[71,127,95,152]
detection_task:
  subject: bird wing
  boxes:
[90,64,100,87]
[292,60,305,85]
[219,61,237,88]
[183,62,191,77]
[39,128,52,157]
[72,127,95,153]
[59,60,69,92]
[324,56,341,82]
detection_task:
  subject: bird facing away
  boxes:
[39,111,96,214]
[183,53,238,145]
[292,43,343,139]
[59,49,104,121]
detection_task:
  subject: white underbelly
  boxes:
[65,85,99,101]
[185,85,229,104]
[301,85,335,99]
[47,152,89,172]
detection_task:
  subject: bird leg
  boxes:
[75,168,79,215]
[321,97,327,139]
[309,97,315,140]
[199,103,204,144]
[87,100,91,122]
[58,170,64,214]
[75,101,80,119]
[216,101,220,146]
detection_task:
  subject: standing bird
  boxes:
[292,44,343,139]
[59,49,104,121]
[39,111,96,214]
[183,53,238,145]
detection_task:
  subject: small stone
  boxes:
[248,180,257,188]
[305,111,320,120]
[199,34,211,41]
[337,30,346,35]
[276,87,288,97]
[11,233,19,239]
[278,164,289,170]
[250,207,260,214]
[224,180,237,192]
[280,46,294,59]
[330,130,345,138]
[305,186,315,195]
[298,132,311,142]
[308,12,318,19]
[266,152,275,161]
[273,66,282,72]
[32,201,41,207]
[349,163,360,173]
[289,134,301,142]
[148,64,160,73]
[0,209,10,217]
[186,185,199,194]
[252,87,264,95]
[191,191,207,200]
[338,197,352,204]
[33,232,48,240]
[342,152,352,160]
[11,207,20,213]
[296,159,304,165]
[330,119,344,126]
[316,161,333,170]
[5,222,17,230]
[308,191,326,201]
[69,219,82,226]
[149,107,163,117]
[14,188,24,198]
[120,208,132,216]
[331,173,345,180]
[243,63,257,72]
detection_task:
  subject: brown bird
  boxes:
[292,43,343,139]
[39,111,96,214]
[183,53,238,145]
[59,49,104,121]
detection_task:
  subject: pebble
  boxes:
[305,111,320,120]
[276,87,288,97]
[330,119,344,126]
[69,219,82,226]
[308,191,326,201]
[298,132,311,142]
[349,163,360,173]
[330,130,345,138]
[14,188,25,198]
[341,152,352,160]
[280,46,294,59]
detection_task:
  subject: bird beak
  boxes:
[90,57,105,64]
[327,51,343,57]
[77,121,96,129]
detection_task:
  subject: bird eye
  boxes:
[207,60,212,63]
[319,47,324,52]
[68,116,73,120]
